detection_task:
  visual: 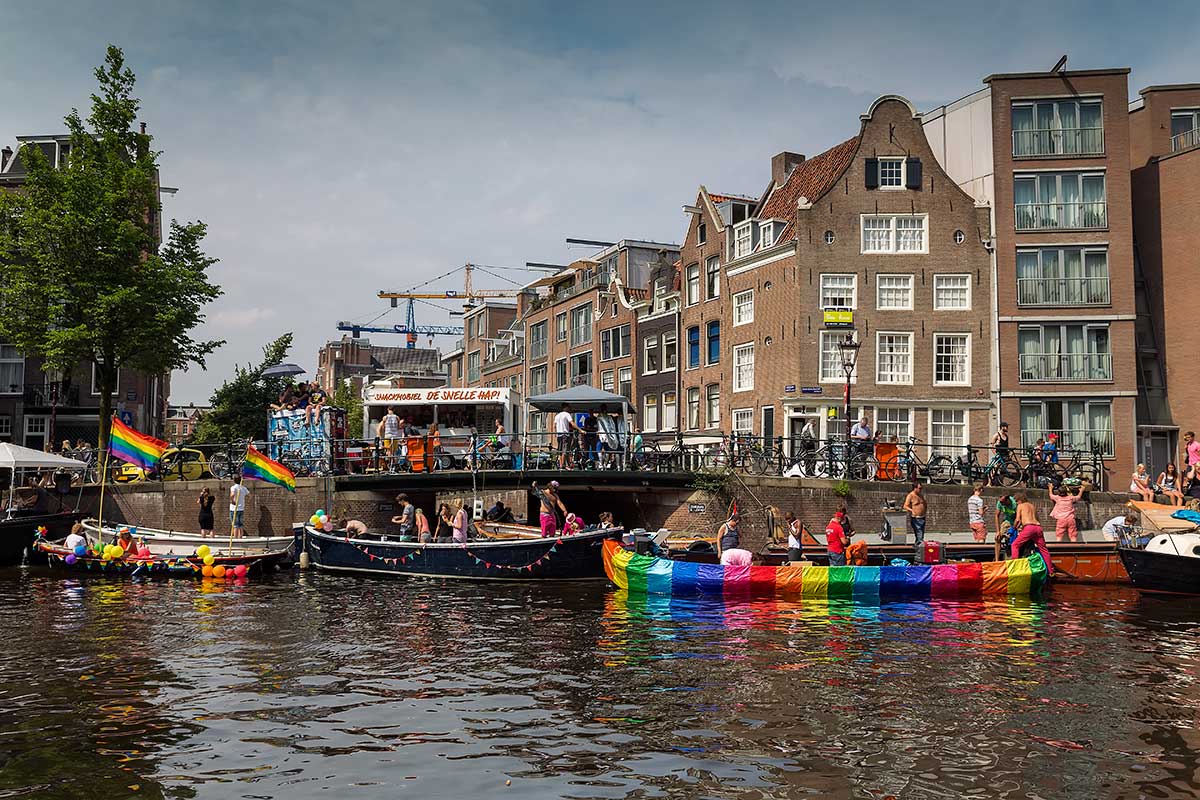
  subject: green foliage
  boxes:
[0,45,223,447]
[192,334,293,444]
[832,480,853,498]
[690,467,734,504]
[332,382,363,438]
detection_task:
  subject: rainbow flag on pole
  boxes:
[242,445,296,492]
[108,416,168,469]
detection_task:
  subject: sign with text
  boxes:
[800,387,823,395]
[688,503,706,514]
[784,384,796,393]
[823,308,854,329]
[363,386,512,406]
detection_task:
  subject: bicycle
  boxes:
[207,440,253,480]
[879,437,955,484]
[954,446,1023,487]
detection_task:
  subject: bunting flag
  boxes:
[108,416,169,470]
[242,445,296,493]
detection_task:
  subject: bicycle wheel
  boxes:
[208,452,230,480]
[704,449,730,470]
[994,459,1023,487]
[925,455,955,484]
[743,448,769,476]
[879,453,907,482]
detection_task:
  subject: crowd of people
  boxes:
[270,380,327,427]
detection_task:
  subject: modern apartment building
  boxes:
[1130,83,1200,467]
[924,66,1137,479]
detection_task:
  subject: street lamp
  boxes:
[837,334,860,445]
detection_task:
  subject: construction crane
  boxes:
[377,263,529,305]
[336,296,462,347]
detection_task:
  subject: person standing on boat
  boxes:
[197,487,215,538]
[435,503,454,542]
[968,484,987,543]
[531,481,567,538]
[64,523,86,552]
[716,512,741,559]
[825,508,850,567]
[1012,491,1053,573]
[451,499,469,544]
[1049,483,1081,542]
[994,493,1018,560]
[229,475,249,539]
[415,507,432,543]
[902,482,927,560]
[391,494,415,540]
[785,510,804,563]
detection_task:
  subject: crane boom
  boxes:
[376,289,521,300]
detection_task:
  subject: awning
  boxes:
[526,385,632,412]
[0,443,84,471]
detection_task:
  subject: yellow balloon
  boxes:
[203,554,215,566]
[196,545,211,558]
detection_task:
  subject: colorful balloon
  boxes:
[73,545,87,557]
[137,547,152,558]
[201,564,213,577]
[203,554,215,566]
[64,554,77,565]
[212,565,226,579]
[233,564,248,578]
[315,509,325,518]
[196,545,211,559]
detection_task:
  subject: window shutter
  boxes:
[905,158,922,189]
[865,158,879,189]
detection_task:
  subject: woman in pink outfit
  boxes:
[1048,484,1080,542]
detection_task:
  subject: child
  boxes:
[1049,483,1080,542]
[968,483,987,542]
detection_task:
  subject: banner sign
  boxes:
[823,308,854,329]
[363,386,511,406]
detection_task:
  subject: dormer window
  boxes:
[759,221,775,249]
[734,221,753,259]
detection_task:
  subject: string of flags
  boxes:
[462,539,561,572]
[341,533,563,572]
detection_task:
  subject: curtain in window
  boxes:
[1060,174,1080,228]
[1016,251,1040,304]
[1058,102,1078,154]
[1088,403,1112,454]
[1088,327,1110,379]
[1014,179,1036,229]
[1020,403,1042,448]
[1067,401,1087,451]
[1012,106,1035,155]
[1084,251,1108,303]
[1065,325,1085,379]
[1018,329,1040,379]
[1080,103,1102,152]
[1036,103,1055,154]
[1082,176,1106,227]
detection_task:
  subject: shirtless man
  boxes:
[1011,491,1054,573]
[531,480,568,538]
[902,482,927,560]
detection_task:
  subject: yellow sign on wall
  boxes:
[823,308,854,328]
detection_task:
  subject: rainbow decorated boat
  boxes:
[602,540,1049,600]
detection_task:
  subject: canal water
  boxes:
[1,572,1198,800]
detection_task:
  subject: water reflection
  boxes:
[1,570,1198,799]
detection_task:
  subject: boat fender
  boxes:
[299,551,311,569]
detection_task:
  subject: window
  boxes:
[686,387,700,430]
[820,274,856,310]
[618,367,632,399]
[930,409,967,456]
[90,364,120,396]
[662,332,677,370]
[0,415,12,440]
[705,256,720,299]
[555,312,568,342]
[1172,109,1200,151]
[610,303,618,318]
[530,365,547,396]
[875,333,913,384]
[824,230,835,245]
[1020,400,1113,455]
[1014,172,1107,230]
[555,359,567,389]
[643,395,659,432]
[643,336,660,374]
[875,407,911,440]
[662,391,677,431]
[733,343,754,392]
[697,221,707,245]
[732,408,753,434]
[467,317,477,339]
[1012,99,1104,157]
[706,321,720,365]
[1017,324,1112,382]
[878,157,904,188]
[876,274,913,310]
[686,263,700,306]
[706,384,720,428]
[819,331,856,383]
[953,229,965,244]
[734,222,753,258]
[569,352,592,385]
[529,321,548,359]
[733,289,754,325]
[467,351,481,383]
[861,215,927,253]
[934,334,970,385]
[0,343,23,394]
[1016,247,1110,306]
[600,324,630,361]
[569,304,593,347]
[601,370,614,393]
[933,274,971,310]
[687,326,700,368]
[759,221,775,248]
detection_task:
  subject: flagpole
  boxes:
[96,422,112,547]
[229,442,251,555]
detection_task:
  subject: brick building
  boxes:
[925,66,1137,481]
[164,404,210,441]
[1130,83,1200,468]
[314,336,444,398]
[441,301,522,394]
[634,256,682,443]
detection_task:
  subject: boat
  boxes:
[1,442,88,566]
[32,531,295,577]
[80,519,297,558]
[1116,506,1200,595]
[301,523,623,580]
[602,540,1049,600]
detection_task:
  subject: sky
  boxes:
[2,0,1197,403]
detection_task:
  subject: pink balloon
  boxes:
[234,564,248,578]
[323,521,333,532]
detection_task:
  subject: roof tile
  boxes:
[759,136,860,241]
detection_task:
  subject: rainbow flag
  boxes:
[108,416,168,469]
[242,445,296,492]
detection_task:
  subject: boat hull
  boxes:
[32,539,293,578]
[1117,547,1200,596]
[0,511,79,566]
[82,520,296,560]
[303,525,620,580]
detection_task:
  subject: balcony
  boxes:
[1022,428,1114,457]
[1015,201,1107,231]
[569,325,593,348]
[22,383,82,407]
[1013,128,1104,158]
[1172,127,1200,152]
[529,340,548,360]
[1016,276,1110,307]
[1018,352,1112,383]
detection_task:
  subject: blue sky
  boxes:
[2,0,1197,402]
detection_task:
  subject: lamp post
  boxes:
[837,334,861,447]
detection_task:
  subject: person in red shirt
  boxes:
[826,506,851,567]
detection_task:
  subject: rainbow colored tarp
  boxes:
[602,541,1048,600]
[108,416,168,470]
[242,445,296,492]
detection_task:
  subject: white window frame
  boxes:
[24,414,47,439]
[600,324,630,362]
[555,358,567,389]
[661,391,678,431]
[529,364,548,396]
[705,384,720,428]
[819,274,857,310]
[733,289,755,326]
[933,274,972,311]
[601,369,614,393]
[732,408,753,435]
[759,221,775,249]
[643,394,659,432]
[875,331,914,386]
[0,414,11,439]
[733,343,755,393]
[555,312,568,342]
[928,408,968,457]
[618,366,632,399]
[569,302,593,348]
[933,333,971,386]
[734,221,754,259]
[875,274,914,311]
[686,387,700,430]
[662,332,677,371]
[860,214,928,254]
[819,330,856,384]
[878,157,905,189]
[685,263,701,306]
[0,343,24,395]
[705,256,720,300]
[642,336,660,375]
[872,406,913,441]
[90,364,121,396]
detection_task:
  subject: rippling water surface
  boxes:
[2,569,1199,799]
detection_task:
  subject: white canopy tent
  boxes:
[0,443,82,471]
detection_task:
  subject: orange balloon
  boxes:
[212,565,226,579]
[201,564,213,577]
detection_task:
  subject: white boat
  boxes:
[81,519,297,558]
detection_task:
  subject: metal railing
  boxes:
[1016,276,1110,307]
[1020,429,1114,459]
[1018,352,1112,382]
[1171,127,1200,152]
[22,383,82,406]
[528,339,547,360]
[1015,201,1107,231]
[1013,127,1104,157]
[569,325,593,347]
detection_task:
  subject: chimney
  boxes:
[140,122,146,135]
[771,151,805,185]
[1,146,11,171]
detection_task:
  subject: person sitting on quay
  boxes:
[305,384,327,427]
[292,382,311,419]
[1042,433,1059,464]
[531,481,567,538]
[825,507,850,567]
[1130,463,1157,503]
[1011,491,1054,573]
[1157,463,1185,507]
[271,382,296,412]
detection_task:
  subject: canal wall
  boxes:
[61,475,1139,552]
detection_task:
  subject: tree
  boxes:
[0,45,223,447]
[193,333,294,444]
[332,381,364,439]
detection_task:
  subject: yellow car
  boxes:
[112,448,211,482]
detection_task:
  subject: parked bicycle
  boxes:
[878,437,955,484]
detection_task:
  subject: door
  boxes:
[761,406,775,445]
[787,413,819,457]
[24,415,47,452]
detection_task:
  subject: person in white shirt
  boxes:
[784,511,804,563]
[377,406,402,470]
[1102,513,1139,541]
[554,405,580,469]
[64,523,87,552]
[229,475,250,538]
